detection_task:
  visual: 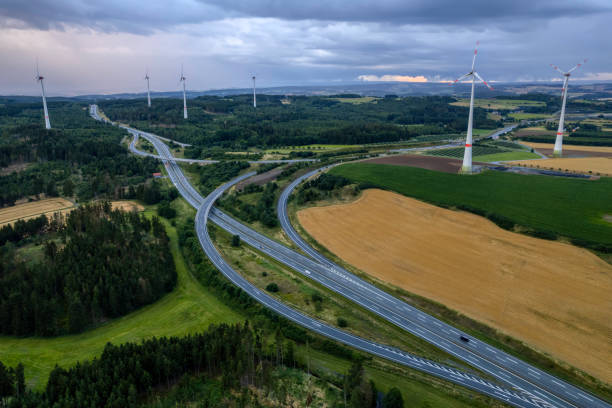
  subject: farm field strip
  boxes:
[0,198,74,225]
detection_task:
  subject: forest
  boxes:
[0,102,161,206]
[0,202,176,336]
[0,322,403,408]
[99,95,500,149]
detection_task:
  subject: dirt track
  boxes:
[365,154,484,173]
[298,189,612,383]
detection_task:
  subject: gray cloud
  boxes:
[1,0,609,34]
[0,0,610,94]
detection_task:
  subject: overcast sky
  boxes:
[0,0,610,95]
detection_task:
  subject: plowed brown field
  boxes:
[298,189,612,382]
[110,201,144,212]
[0,198,74,226]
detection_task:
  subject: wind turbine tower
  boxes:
[550,59,587,157]
[252,75,257,108]
[180,65,188,119]
[450,41,493,174]
[36,62,51,130]
[145,70,151,108]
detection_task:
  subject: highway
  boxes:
[89,105,609,408]
[278,168,609,408]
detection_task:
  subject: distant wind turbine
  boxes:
[36,60,51,130]
[180,65,187,119]
[450,41,493,174]
[549,59,587,157]
[252,75,257,108]
[145,69,151,108]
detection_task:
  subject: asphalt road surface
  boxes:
[90,105,609,408]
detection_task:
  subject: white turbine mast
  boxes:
[36,60,51,130]
[145,69,151,108]
[252,75,257,108]
[549,59,587,157]
[450,41,493,174]
[180,65,188,119]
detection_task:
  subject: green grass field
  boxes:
[508,112,551,120]
[330,163,612,246]
[450,98,545,110]
[473,151,541,162]
[0,212,244,390]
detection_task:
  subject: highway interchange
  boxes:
[90,104,609,408]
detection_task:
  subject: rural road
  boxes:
[89,105,609,408]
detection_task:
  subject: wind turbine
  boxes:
[549,59,587,157]
[180,65,188,119]
[145,69,151,108]
[252,75,257,108]
[450,41,493,174]
[36,61,51,130]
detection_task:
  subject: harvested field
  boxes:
[514,129,555,138]
[510,157,612,175]
[298,189,612,382]
[522,142,612,157]
[0,198,74,226]
[365,154,484,173]
[110,200,144,212]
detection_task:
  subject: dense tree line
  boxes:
[100,95,499,149]
[186,161,250,196]
[219,182,279,228]
[296,173,354,205]
[0,203,176,336]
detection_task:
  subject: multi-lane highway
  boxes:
[278,168,609,408]
[89,105,609,408]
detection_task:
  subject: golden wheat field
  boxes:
[298,189,612,383]
[509,157,612,175]
[521,142,612,154]
[0,198,75,226]
[110,200,144,212]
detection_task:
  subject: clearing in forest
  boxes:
[298,189,612,383]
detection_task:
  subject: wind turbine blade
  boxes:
[550,64,565,75]
[471,41,479,72]
[567,59,588,73]
[35,57,40,80]
[450,72,472,85]
[473,71,493,90]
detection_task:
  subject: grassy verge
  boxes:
[0,207,244,390]
[299,346,508,408]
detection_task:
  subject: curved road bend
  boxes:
[90,105,606,408]
[278,167,609,408]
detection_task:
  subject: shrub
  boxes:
[337,317,348,328]
[265,283,279,293]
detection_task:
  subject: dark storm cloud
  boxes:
[0,0,227,33]
[1,0,609,34]
[205,0,608,26]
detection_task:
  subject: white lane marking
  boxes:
[551,379,565,388]
[578,394,594,402]
[528,368,541,377]
[486,346,497,354]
